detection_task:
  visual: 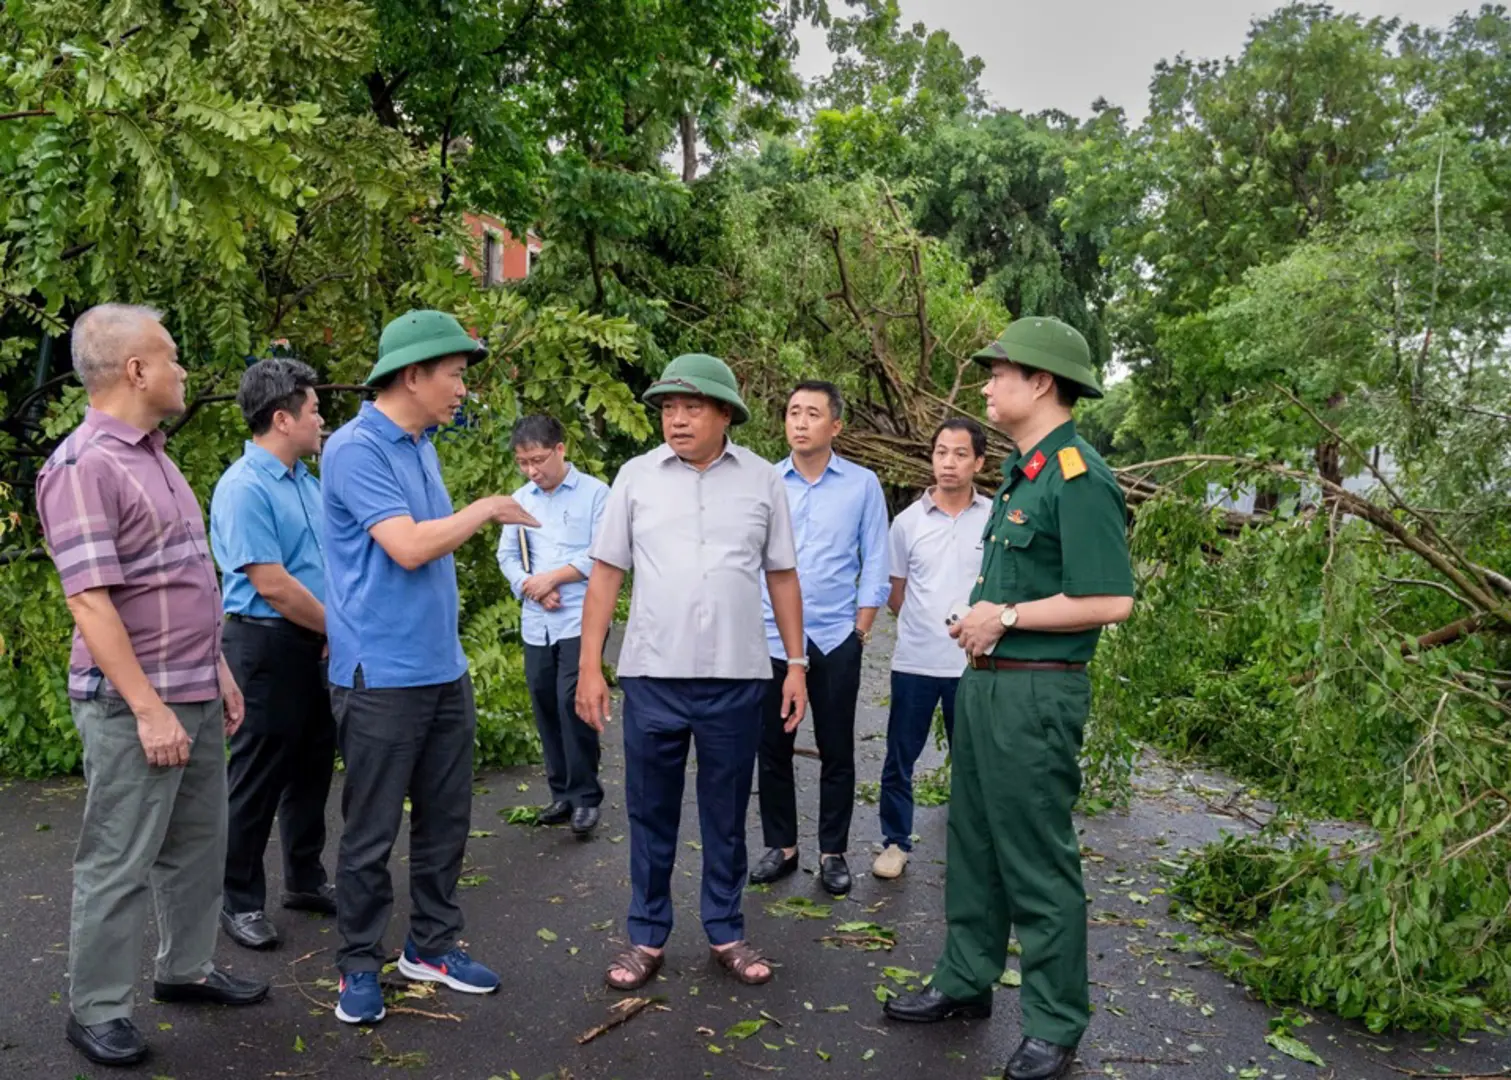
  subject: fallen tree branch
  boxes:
[1383,576,1474,611]
[575,996,667,1045]
[1411,615,1485,653]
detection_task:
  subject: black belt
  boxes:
[226,613,325,643]
[968,657,1085,672]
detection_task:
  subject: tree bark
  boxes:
[680,111,698,184]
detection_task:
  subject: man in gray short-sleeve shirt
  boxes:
[577,352,808,992]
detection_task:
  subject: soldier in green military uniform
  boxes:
[882,316,1135,1080]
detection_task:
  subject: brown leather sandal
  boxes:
[710,940,772,985]
[605,947,664,991]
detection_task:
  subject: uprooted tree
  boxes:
[635,155,1511,1030]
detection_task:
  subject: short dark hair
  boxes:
[932,416,986,458]
[788,380,844,420]
[238,358,318,435]
[1052,375,1084,409]
[511,415,565,451]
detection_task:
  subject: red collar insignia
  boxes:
[1022,450,1047,481]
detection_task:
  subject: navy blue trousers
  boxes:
[879,671,958,851]
[620,676,766,948]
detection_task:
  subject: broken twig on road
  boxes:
[575,996,668,1044]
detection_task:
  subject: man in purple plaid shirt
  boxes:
[36,304,270,1069]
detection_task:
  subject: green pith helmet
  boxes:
[365,310,487,386]
[972,316,1103,399]
[642,352,751,426]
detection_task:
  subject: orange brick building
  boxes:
[461,211,542,284]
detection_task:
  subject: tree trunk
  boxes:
[680,111,698,184]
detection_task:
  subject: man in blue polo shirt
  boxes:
[321,310,538,1025]
[210,358,335,952]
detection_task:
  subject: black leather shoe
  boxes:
[281,882,336,915]
[748,847,798,885]
[883,984,993,1023]
[66,1016,148,1066]
[570,805,600,837]
[153,968,269,1007]
[220,909,279,950]
[819,854,853,896]
[1004,1037,1077,1080]
[538,800,572,826]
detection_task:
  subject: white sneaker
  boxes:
[872,844,909,879]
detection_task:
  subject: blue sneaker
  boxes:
[335,971,385,1025]
[396,939,500,994]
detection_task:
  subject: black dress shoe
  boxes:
[819,854,853,896]
[1004,1037,1077,1080]
[883,984,993,1023]
[66,1015,148,1066]
[748,848,798,885]
[538,800,572,826]
[570,805,600,837]
[281,882,336,915]
[221,909,280,949]
[153,968,269,1007]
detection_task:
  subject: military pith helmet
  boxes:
[642,353,751,426]
[971,316,1103,399]
[365,310,487,386]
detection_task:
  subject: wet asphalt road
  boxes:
[0,622,1506,1080]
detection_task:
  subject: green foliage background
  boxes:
[3,0,1511,1034]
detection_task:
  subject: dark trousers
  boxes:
[331,669,476,975]
[620,677,765,948]
[523,637,602,807]
[221,617,335,914]
[758,633,863,854]
[879,671,958,852]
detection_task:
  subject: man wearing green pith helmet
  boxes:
[321,310,539,1025]
[882,317,1136,1080]
[576,353,808,992]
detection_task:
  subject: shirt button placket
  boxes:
[695,473,709,672]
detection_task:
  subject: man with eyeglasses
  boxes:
[497,414,609,837]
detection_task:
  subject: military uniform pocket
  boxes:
[1035,672,1090,811]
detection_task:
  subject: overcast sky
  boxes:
[793,0,1476,123]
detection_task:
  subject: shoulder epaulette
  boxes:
[1058,446,1087,480]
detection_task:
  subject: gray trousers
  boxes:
[331,670,476,974]
[69,696,227,1024]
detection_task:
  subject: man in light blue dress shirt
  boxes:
[209,358,335,952]
[752,380,890,897]
[497,415,609,837]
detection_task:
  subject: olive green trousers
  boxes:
[931,666,1091,1047]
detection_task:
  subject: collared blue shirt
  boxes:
[496,464,609,646]
[209,441,325,619]
[762,452,890,657]
[321,401,467,689]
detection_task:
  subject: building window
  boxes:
[482,232,501,287]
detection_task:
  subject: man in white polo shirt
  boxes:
[873,417,990,879]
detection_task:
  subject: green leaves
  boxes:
[765,896,832,920]
[1264,1031,1324,1067]
[723,1018,766,1039]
